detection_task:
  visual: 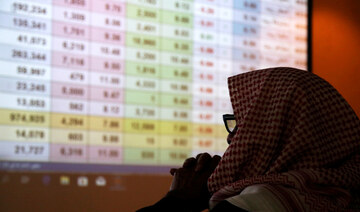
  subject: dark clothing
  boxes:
[136,195,248,212]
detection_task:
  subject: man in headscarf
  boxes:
[138,67,360,211]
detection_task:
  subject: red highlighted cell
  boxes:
[52,21,90,40]
[91,57,125,73]
[91,27,125,44]
[50,144,87,163]
[90,87,123,103]
[52,51,89,70]
[52,82,89,99]
[92,1,126,16]
[88,146,123,164]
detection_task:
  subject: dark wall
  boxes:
[313,0,360,117]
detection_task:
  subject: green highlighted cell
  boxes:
[127,4,160,22]
[162,0,194,13]
[160,66,192,81]
[123,148,160,165]
[122,148,191,166]
[160,108,191,121]
[126,34,193,53]
[162,10,193,28]
[160,93,192,108]
[161,53,192,67]
[161,38,193,54]
[126,63,192,81]
[126,33,160,50]
[126,76,159,92]
[126,62,160,78]
[159,149,191,165]
[125,90,160,105]
[124,119,159,134]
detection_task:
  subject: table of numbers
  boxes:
[0,0,307,167]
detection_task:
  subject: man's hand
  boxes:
[168,153,221,211]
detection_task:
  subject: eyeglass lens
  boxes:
[226,119,237,133]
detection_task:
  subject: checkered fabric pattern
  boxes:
[208,67,360,211]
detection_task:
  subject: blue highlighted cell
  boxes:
[232,49,260,62]
[233,23,260,37]
[0,13,51,34]
[0,44,51,65]
[234,0,261,13]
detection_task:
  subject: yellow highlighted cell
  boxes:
[192,137,217,151]
[159,135,192,150]
[160,121,192,135]
[216,125,228,138]
[0,125,49,142]
[0,109,49,127]
[124,119,159,134]
[51,113,88,130]
[193,123,217,136]
[90,116,123,132]
[123,133,159,148]
[89,131,123,146]
[216,138,229,153]
[51,128,88,144]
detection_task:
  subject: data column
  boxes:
[215,0,234,155]
[233,0,261,73]
[292,0,307,70]
[123,0,161,165]
[192,1,219,156]
[259,0,294,68]
[159,0,194,165]
[87,1,126,164]
[0,1,52,161]
[50,0,91,163]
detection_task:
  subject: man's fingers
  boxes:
[195,153,212,172]
[182,157,196,169]
[170,168,178,176]
[208,155,221,173]
[178,153,220,173]
[195,153,205,160]
[211,155,221,167]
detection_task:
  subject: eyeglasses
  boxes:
[223,114,238,134]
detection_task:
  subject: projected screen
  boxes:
[0,0,308,173]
